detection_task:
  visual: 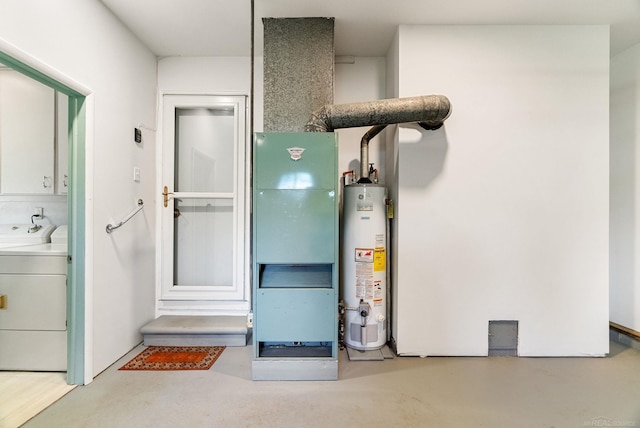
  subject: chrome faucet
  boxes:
[29,214,42,233]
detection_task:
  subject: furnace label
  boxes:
[286,147,305,161]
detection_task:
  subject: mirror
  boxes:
[0,64,68,195]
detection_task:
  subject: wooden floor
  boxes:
[0,372,75,428]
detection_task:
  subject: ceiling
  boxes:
[100,0,640,58]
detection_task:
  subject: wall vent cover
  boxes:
[488,320,518,357]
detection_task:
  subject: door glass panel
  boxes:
[173,106,235,287]
[174,198,233,286]
[175,107,235,193]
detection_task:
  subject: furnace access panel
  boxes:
[252,132,338,381]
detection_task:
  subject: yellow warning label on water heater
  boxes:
[374,248,386,271]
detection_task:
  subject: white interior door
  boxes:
[159,94,248,312]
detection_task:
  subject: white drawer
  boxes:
[0,274,66,330]
[0,255,67,274]
[0,330,66,370]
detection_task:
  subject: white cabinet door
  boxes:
[0,274,66,331]
[0,70,55,194]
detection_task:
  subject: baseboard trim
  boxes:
[610,322,640,351]
[610,322,640,340]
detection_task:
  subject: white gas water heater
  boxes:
[342,178,388,351]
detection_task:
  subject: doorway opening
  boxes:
[0,51,87,385]
[158,94,250,315]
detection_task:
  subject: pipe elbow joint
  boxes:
[304,106,333,132]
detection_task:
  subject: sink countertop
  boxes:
[0,243,68,255]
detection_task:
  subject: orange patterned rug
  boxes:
[119,346,225,371]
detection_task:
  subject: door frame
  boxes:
[0,43,91,385]
[156,91,251,315]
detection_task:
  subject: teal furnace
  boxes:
[252,132,339,380]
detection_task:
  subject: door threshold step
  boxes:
[141,315,250,347]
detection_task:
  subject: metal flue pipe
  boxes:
[359,125,387,183]
[304,95,451,133]
[305,95,451,182]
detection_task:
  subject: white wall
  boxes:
[610,42,640,333]
[159,57,251,95]
[388,25,610,356]
[334,57,387,184]
[0,0,158,378]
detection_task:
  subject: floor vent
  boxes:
[488,320,518,356]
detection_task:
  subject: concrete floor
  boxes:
[24,341,640,428]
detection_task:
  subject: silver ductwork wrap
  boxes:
[305,95,451,182]
[304,95,451,133]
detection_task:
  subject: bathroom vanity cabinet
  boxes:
[0,251,67,371]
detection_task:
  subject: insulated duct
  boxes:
[263,17,335,132]
[304,95,451,133]
[305,95,451,182]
